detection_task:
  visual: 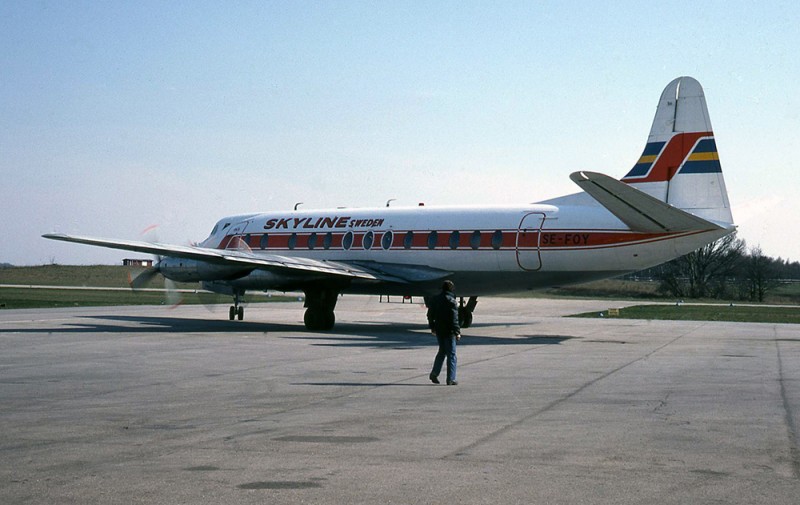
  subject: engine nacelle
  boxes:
[158,258,252,283]
[225,268,327,291]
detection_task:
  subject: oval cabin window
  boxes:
[427,231,438,250]
[404,231,414,249]
[449,230,460,249]
[470,230,481,250]
[381,230,393,250]
[491,230,503,250]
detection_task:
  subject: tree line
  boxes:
[632,232,800,302]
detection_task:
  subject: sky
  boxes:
[2,1,799,265]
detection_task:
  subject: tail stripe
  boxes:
[678,138,721,174]
[625,141,666,178]
[622,131,711,183]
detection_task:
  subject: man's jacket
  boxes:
[427,290,461,337]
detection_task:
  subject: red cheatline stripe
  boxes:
[216,229,701,253]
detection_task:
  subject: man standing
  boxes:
[427,280,461,385]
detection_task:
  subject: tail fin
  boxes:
[621,76,733,226]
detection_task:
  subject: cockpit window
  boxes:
[210,224,219,236]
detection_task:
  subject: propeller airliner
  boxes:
[44,77,735,331]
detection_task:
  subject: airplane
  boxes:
[43,76,734,331]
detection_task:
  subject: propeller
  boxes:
[126,225,221,310]
[164,278,183,307]
[126,225,184,307]
[128,262,160,289]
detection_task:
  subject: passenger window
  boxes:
[381,230,393,250]
[343,231,354,250]
[404,231,414,249]
[260,234,269,250]
[363,231,374,250]
[308,232,318,250]
[470,230,481,250]
[427,231,438,250]
[491,230,503,250]
[449,230,460,249]
[323,232,333,250]
[288,233,297,250]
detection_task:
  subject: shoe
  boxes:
[429,373,440,384]
[446,380,458,386]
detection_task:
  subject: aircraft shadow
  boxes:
[294,382,430,387]
[3,315,576,349]
[0,316,298,335]
[285,322,575,349]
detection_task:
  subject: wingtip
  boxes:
[570,171,612,185]
[569,171,587,182]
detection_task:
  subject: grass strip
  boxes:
[570,304,800,324]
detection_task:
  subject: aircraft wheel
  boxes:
[304,309,321,331]
[229,306,236,321]
[322,310,335,330]
[237,306,244,321]
[304,309,335,331]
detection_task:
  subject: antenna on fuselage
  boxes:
[385,199,396,207]
[294,202,303,210]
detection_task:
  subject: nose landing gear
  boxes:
[228,290,245,321]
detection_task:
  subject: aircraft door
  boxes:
[516,212,545,271]
[228,219,254,251]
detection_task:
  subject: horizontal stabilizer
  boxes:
[569,171,723,233]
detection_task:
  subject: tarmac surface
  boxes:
[1,296,799,504]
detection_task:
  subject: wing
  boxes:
[42,233,450,284]
[569,171,723,233]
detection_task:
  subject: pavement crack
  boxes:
[444,329,691,459]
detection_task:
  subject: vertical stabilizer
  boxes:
[621,77,733,226]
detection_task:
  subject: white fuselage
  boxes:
[181,202,729,297]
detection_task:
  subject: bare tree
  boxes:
[656,232,745,298]
[741,245,779,302]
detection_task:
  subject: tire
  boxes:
[304,309,336,331]
[304,309,321,331]
[322,311,335,330]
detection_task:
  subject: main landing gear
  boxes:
[458,296,478,329]
[228,290,244,321]
[303,286,340,331]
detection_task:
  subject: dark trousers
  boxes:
[431,333,457,382]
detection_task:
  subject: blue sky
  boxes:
[2,1,799,265]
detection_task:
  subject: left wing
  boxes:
[42,233,418,283]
